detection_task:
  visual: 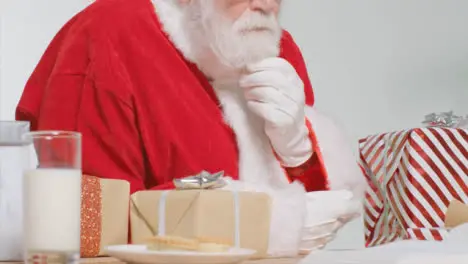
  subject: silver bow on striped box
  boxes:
[423,111,468,128]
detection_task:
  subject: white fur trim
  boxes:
[305,106,367,198]
[152,0,197,62]
[213,81,306,257]
[213,80,291,187]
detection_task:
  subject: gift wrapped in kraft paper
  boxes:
[80,175,130,257]
[445,200,468,229]
[130,189,272,258]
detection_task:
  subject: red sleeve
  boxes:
[20,72,147,194]
[284,120,329,192]
[15,33,183,194]
[279,30,329,192]
[149,182,176,190]
[15,16,79,131]
[16,24,150,194]
[280,30,314,106]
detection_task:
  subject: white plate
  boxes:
[299,245,325,255]
[303,219,339,237]
[302,232,335,241]
[105,244,256,264]
[303,219,338,229]
[300,233,335,252]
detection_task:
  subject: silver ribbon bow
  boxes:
[422,111,467,128]
[173,170,227,190]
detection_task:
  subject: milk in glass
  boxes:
[22,131,81,264]
[23,169,81,252]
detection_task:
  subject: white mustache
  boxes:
[233,11,279,34]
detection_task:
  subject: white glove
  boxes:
[240,57,313,167]
[300,190,362,253]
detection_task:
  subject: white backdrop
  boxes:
[1,0,468,249]
[279,2,468,247]
[280,0,468,146]
[0,0,88,121]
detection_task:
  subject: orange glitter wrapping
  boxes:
[80,175,102,257]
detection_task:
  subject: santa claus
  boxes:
[16,0,366,251]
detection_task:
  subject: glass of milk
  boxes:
[22,131,82,264]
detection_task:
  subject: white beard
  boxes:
[181,0,282,80]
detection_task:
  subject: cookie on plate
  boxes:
[197,237,231,252]
[197,243,231,253]
[146,235,199,251]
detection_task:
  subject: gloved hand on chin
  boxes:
[240,57,313,167]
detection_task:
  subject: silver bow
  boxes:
[173,170,227,190]
[457,115,468,128]
[422,111,466,128]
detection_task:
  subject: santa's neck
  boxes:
[152,0,242,82]
[190,46,242,83]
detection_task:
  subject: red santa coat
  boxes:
[16,0,364,195]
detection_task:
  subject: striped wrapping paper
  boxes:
[359,128,468,246]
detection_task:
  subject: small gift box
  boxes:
[80,175,130,257]
[130,188,272,258]
[359,111,468,247]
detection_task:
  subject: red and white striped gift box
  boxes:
[359,127,468,247]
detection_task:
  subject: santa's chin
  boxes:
[192,30,281,82]
[213,32,281,70]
